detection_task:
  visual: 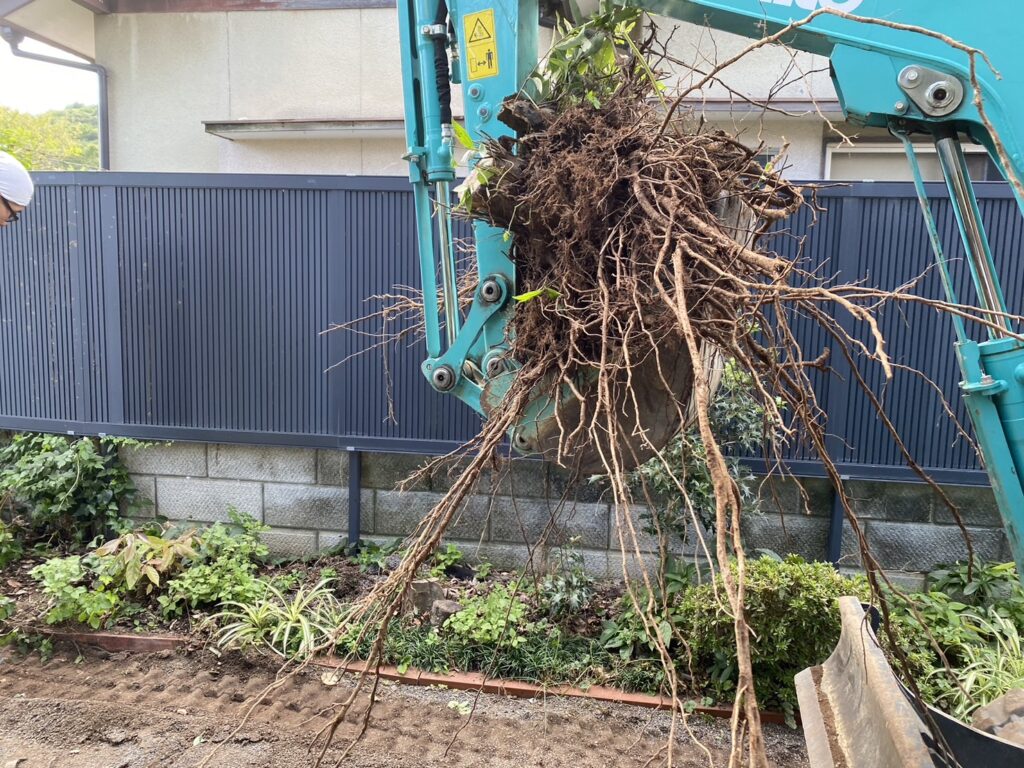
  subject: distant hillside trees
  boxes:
[0,103,99,170]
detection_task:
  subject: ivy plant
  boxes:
[0,433,146,547]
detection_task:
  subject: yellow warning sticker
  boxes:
[464,9,498,81]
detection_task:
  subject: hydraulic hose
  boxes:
[433,0,453,125]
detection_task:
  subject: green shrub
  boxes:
[30,555,121,629]
[348,539,404,573]
[160,510,269,617]
[927,611,1024,719]
[886,561,1024,711]
[599,556,698,663]
[675,556,868,714]
[25,511,269,629]
[927,560,1024,622]
[429,542,464,578]
[0,433,145,546]
[602,554,867,716]
[0,594,15,622]
[448,624,602,684]
[377,615,608,686]
[93,528,200,596]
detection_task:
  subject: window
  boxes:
[826,142,1002,182]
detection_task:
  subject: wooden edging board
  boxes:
[314,657,791,726]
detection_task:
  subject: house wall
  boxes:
[95,9,418,173]
[94,9,837,177]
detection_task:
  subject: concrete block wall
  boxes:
[121,442,1010,581]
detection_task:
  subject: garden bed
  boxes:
[3,433,1022,752]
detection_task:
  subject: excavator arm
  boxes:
[396,0,1024,576]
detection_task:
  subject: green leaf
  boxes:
[658,620,672,645]
[513,287,561,303]
[451,121,475,151]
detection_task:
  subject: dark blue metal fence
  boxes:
[0,172,1018,485]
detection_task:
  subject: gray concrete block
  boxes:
[318,531,348,553]
[490,458,608,503]
[374,493,489,540]
[208,444,316,483]
[316,450,350,486]
[263,483,373,532]
[374,490,447,536]
[757,477,832,517]
[741,513,830,562]
[612,504,713,558]
[580,548,614,579]
[373,489,489,543]
[838,520,863,568]
[362,452,434,491]
[1003,532,1017,564]
[845,480,931,522]
[428,457,493,494]
[120,442,207,477]
[265,482,345,530]
[449,496,493,542]
[127,474,157,518]
[262,529,318,559]
[802,478,835,516]
[469,543,532,572]
[611,504,661,554]
[465,543,620,579]
[488,496,610,549]
[880,570,927,592]
[932,485,1002,527]
[867,522,1006,572]
[612,550,666,583]
[155,477,262,523]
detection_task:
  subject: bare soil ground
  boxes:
[0,646,809,767]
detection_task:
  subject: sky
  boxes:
[0,36,98,114]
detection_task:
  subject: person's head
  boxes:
[0,151,33,227]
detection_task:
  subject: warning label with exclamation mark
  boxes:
[464,9,498,81]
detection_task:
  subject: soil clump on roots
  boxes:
[467,77,803,472]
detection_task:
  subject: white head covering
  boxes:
[0,151,33,206]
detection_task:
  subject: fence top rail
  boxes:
[27,172,1017,200]
[29,172,414,193]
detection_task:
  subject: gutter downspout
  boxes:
[0,26,109,170]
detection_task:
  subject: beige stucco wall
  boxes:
[96,13,229,172]
[96,9,412,173]
[656,16,835,104]
[95,9,832,177]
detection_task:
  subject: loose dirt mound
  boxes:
[0,647,808,767]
